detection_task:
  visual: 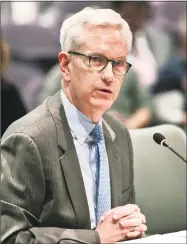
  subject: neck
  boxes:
[86,110,103,124]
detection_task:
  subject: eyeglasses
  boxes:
[68,51,132,76]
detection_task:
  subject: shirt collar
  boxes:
[61,89,102,145]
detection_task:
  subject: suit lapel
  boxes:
[59,147,91,229]
[102,120,121,208]
[48,92,91,229]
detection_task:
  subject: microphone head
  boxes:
[153,133,168,147]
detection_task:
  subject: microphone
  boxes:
[153,133,187,163]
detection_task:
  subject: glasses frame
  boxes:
[68,51,132,76]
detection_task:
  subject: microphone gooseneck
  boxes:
[153,133,187,163]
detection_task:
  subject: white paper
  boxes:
[116,230,187,243]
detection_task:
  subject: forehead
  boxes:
[81,25,128,58]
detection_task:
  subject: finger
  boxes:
[99,210,114,222]
[100,206,133,222]
[99,208,115,222]
[126,231,142,239]
[99,215,105,223]
[98,212,115,225]
[101,209,115,218]
[133,224,147,232]
[120,218,142,228]
[101,204,140,222]
[111,204,140,215]
[124,224,146,233]
[125,212,146,224]
[112,205,140,220]
[113,207,135,221]
[125,204,140,212]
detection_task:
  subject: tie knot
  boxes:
[91,124,103,143]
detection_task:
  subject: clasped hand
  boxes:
[96,204,147,244]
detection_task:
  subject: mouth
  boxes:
[98,89,112,94]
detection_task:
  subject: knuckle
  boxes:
[122,229,130,236]
[143,224,148,231]
[137,224,147,232]
[140,213,146,220]
[123,218,142,227]
[120,219,128,227]
[112,206,121,213]
[128,227,135,232]
[133,218,142,226]
[127,231,141,238]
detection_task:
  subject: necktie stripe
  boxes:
[90,124,111,224]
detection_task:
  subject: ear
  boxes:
[58,52,71,80]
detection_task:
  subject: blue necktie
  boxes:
[91,124,111,224]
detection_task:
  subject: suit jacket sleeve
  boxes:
[1,133,100,244]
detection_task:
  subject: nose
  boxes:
[100,61,114,84]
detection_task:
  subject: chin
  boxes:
[90,99,114,111]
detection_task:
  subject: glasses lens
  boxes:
[113,61,131,76]
[89,56,106,71]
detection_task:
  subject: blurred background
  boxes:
[1,1,187,136]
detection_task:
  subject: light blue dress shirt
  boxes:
[61,89,104,229]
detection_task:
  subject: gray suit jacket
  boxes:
[1,91,135,244]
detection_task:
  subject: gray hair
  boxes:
[59,7,133,53]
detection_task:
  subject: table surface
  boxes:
[116,230,187,243]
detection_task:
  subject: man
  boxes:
[152,13,187,129]
[107,1,157,129]
[112,1,175,70]
[1,8,147,244]
[110,71,153,129]
[1,38,27,136]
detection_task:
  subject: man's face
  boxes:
[59,26,128,117]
